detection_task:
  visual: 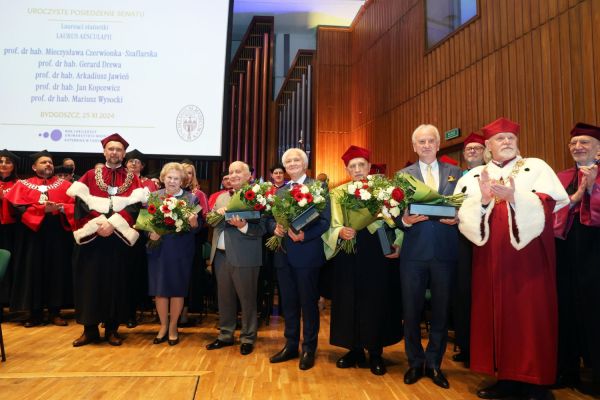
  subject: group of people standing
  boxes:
[0,117,598,399]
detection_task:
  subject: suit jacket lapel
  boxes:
[409,163,424,182]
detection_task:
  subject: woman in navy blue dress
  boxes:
[147,162,200,345]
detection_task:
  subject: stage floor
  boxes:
[0,306,593,400]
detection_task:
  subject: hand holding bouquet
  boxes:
[383,173,465,219]
[266,181,327,251]
[335,174,390,254]
[135,192,201,247]
[206,182,275,227]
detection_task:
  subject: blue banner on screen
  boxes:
[0,0,232,158]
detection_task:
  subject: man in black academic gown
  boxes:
[323,145,403,376]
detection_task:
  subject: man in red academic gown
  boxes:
[455,118,569,400]
[67,134,146,346]
[553,122,600,396]
[4,150,75,327]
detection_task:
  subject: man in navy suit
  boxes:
[397,124,461,389]
[268,148,331,370]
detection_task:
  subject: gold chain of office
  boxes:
[94,167,134,195]
[19,178,65,192]
[494,158,526,203]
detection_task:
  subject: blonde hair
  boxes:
[182,162,199,190]
[159,162,185,183]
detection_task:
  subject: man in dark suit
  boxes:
[268,148,331,370]
[205,161,265,356]
[397,124,461,389]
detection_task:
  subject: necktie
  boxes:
[425,164,436,190]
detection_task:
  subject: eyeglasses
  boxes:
[464,146,484,152]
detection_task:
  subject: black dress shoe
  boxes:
[105,331,123,346]
[369,355,387,376]
[206,339,234,350]
[72,332,101,347]
[299,351,315,370]
[153,335,167,344]
[168,337,179,346]
[336,350,366,368]
[477,380,522,399]
[425,368,449,389]
[240,343,254,355]
[404,366,424,384]
[270,346,299,363]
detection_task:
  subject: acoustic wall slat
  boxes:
[580,1,596,123]
[593,0,600,123]
[314,0,599,185]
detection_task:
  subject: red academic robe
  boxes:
[455,157,569,385]
[0,179,17,224]
[68,166,145,245]
[3,176,74,231]
[470,195,558,384]
[553,166,600,238]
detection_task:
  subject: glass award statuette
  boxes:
[224,210,261,221]
[408,203,456,219]
[290,205,320,234]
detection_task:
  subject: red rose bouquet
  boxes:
[381,172,465,219]
[265,181,328,250]
[135,192,201,247]
[333,174,389,254]
[206,181,275,227]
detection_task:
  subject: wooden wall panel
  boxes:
[314,0,599,185]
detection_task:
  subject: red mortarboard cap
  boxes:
[463,132,485,148]
[570,122,600,142]
[101,133,129,150]
[369,163,386,174]
[341,145,371,166]
[439,155,459,166]
[481,117,520,140]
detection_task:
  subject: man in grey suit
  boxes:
[397,124,461,389]
[206,161,266,356]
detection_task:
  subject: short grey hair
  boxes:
[229,160,250,175]
[281,148,308,168]
[411,124,441,143]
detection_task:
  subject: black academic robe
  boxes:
[330,229,403,351]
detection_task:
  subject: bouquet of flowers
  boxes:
[265,181,328,251]
[206,182,275,227]
[335,174,390,254]
[135,192,201,247]
[382,172,465,219]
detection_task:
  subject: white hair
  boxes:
[281,148,308,168]
[412,124,440,143]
